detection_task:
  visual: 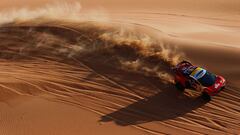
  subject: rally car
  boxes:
[173,61,226,100]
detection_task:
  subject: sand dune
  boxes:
[0,1,239,135]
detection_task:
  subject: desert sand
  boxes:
[0,0,239,135]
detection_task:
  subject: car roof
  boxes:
[190,67,207,80]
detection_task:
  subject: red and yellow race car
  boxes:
[173,61,226,100]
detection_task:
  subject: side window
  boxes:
[183,66,196,75]
[188,67,196,73]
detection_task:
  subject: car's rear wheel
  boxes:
[175,81,185,91]
[201,92,211,101]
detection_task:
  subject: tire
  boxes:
[175,81,185,91]
[201,92,211,101]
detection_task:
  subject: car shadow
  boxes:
[100,94,207,126]
[82,61,208,126]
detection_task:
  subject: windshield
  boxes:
[198,71,216,87]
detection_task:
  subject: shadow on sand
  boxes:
[79,58,208,126]
[100,88,207,126]
[96,68,208,126]
[101,96,207,126]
